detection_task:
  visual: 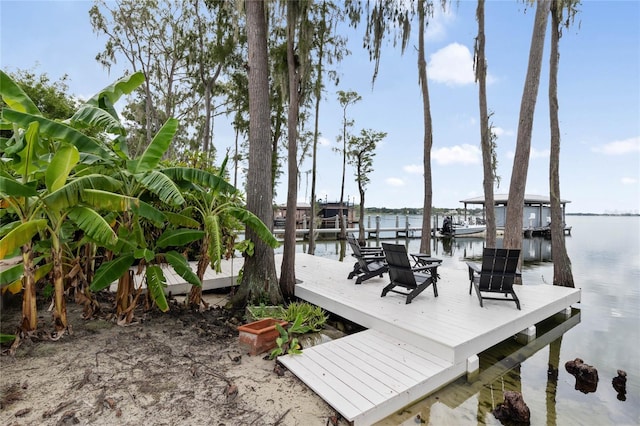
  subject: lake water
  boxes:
[281,215,640,425]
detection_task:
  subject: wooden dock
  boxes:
[278,254,581,425]
[273,226,422,240]
[108,258,244,294]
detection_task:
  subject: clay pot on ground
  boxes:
[237,318,288,356]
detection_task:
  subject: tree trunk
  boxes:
[280,0,300,299]
[51,239,68,334]
[418,1,433,255]
[549,0,574,287]
[503,0,550,254]
[358,185,366,245]
[20,243,38,332]
[338,133,347,240]
[476,0,497,248]
[309,22,326,256]
[233,0,281,307]
[188,239,210,309]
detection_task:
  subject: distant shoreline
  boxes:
[364,209,639,217]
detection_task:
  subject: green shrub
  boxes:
[283,302,327,332]
[247,301,327,332]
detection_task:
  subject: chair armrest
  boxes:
[360,248,384,255]
[466,262,481,274]
[361,255,386,262]
[412,264,439,273]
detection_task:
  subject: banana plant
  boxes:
[163,157,279,309]
[87,218,204,321]
[0,71,133,334]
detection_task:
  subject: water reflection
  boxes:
[374,312,581,425]
[431,236,554,264]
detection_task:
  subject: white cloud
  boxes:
[433,144,481,165]
[425,6,455,41]
[318,136,332,147]
[592,137,640,155]
[505,147,549,160]
[403,164,423,174]
[531,147,550,159]
[493,127,513,138]
[428,43,475,86]
[621,177,638,185]
[386,177,405,187]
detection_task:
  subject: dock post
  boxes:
[516,325,537,344]
[375,215,380,239]
[395,215,399,238]
[466,355,480,381]
[405,215,409,238]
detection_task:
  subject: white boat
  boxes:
[451,224,486,236]
[438,217,486,237]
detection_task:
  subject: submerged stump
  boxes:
[565,358,599,394]
[493,391,531,424]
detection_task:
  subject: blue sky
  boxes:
[2,1,639,214]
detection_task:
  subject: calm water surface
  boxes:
[284,215,640,425]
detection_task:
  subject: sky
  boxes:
[1,0,639,214]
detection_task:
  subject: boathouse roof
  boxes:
[459,194,571,206]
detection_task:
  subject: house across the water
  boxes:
[459,194,572,236]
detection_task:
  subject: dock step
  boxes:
[279,329,462,425]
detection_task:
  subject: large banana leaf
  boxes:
[136,170,185,206]
[205,214,222,273]
[81,189,166,226]
[227,206,280,248]
[70,105,126,135]
[145,265,169,312]
[1,262,54,293]
[162,167,237,194]
[67,206,118,247]
[2,109,113,159]
[90,253,135,292]
[85,72,145,119]
[46,144,79,193]
[0,177,37,197]
[0,70,40,115]
[163,211,200,229]
[0,263,22,288]
[134,249,155,263]
[165,251,201,288]
[133,118,178,174]
[43,174,122,210]
[12,121,42,177]
[81,189,140,212]
[156,229,205,249]
[0,220,47,259]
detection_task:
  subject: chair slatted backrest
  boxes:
[382,243,417,289]
[347,234,364,257]
[479,248,520,292]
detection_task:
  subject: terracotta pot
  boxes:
[237,318,288,356]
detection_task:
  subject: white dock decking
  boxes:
[109,258,244,294]
[278,254,581,425]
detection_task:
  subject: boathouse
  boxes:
[459,194,571,233]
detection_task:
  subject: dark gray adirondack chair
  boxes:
[466,248,521,310]
[347,234,387,284]
[381,243,438,304]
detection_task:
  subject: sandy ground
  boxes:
[0,292,343,426]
